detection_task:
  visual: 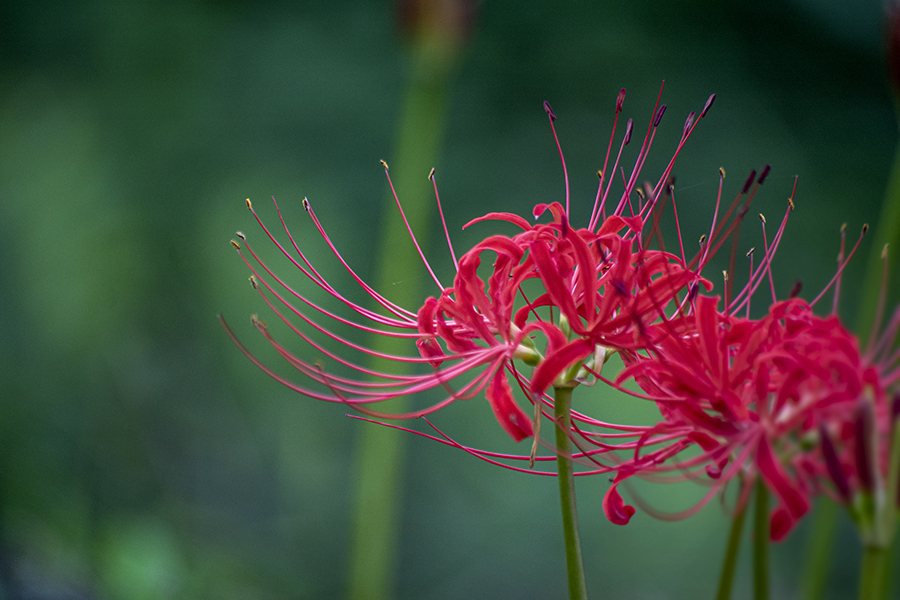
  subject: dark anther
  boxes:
[700,93,715,118]
[687,282,699,302]
[616,88,626,112]
[742,170,756,194]
[543,101,557,121]
[653,104,667,127]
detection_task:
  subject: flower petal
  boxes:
[603,473,636,525]
[486,367,533,442]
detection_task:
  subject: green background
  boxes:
[0,1,896,598]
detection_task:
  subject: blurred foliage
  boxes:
[0,0,895,598]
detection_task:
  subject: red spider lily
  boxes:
[598,218,900,541]
[221,84,717,447]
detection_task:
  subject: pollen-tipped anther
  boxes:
[698,234,707,246]
[230,240,241,250]
[543,101,557,121]
[235,231,246,240]
[246,198,253,210]
[250,314,267,331]
[249,275,258,289]
[302,197,311,212]
[380,159,389,171]
[428,167,435,180]
[700,93,715,117]
[746,247,755,257]
[788,197,795,211]
[759,213,767,225]
[882,243,889,259]
[862,223,869,234]
[718,167,726,179]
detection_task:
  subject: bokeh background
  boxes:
[0,0,897,598]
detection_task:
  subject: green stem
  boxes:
[753,480,770,600]
[553,386,588,600]
[802,499,840,600]
[346,33,462,600]
[859,545,887,600]
[715,501,747,600]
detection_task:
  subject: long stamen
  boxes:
[381,160,446,291]
[759,213,778,304]
[591,118,634,231]
[301,198,419,321]
[543,101,570,218]
[698,167,726,269]
[746,247,755,318]
[589,88,627,230]
[430,168,459,272]
[865,244,890,355]
[809,224,869,308]
[832,223,847,315]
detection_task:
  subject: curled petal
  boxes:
[530,338,593,396]
[770,506,793,542]
[416,338,446,368]
[756,436,810,524]
[597,214,643,237]
[532,202,566,223]
[417,297,439,336]
[603,474,636,525]
[463,212,533,231]
[486,367,533,442]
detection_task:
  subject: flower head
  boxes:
[223,85,716,448]
[602,219,900,541]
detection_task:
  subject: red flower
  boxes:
[222,85,715,448]
[602,220,898,541]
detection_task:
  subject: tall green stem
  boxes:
[859,545,887,600]
[753,480,769,600]
[715,501,747,600]
[802,499,840,600]
[346,26,463,600]
[553,385,588,600]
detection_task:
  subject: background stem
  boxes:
[802,499,840,600]
[858,545,887,600]
[716,501,747,600]
[754,480,770,600]
[554,386,588,600]
[346,21,464,600]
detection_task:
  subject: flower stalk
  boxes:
[347,6,469,596]
[554,384,588,600]
[859,546,887,600]
[715,500,747,600]
[754,480,770,600]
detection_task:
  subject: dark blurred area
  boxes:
[0,1,895,598]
